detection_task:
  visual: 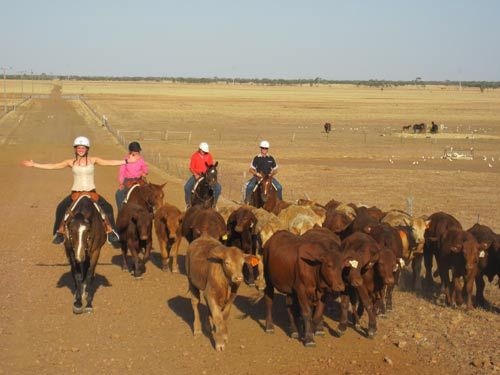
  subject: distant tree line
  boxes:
[6,74,500,90]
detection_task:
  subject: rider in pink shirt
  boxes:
[115,142,148,209]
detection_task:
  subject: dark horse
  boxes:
[124,182,166,213]
[249,173,279,212]
[63,195,106,314]
[191,162,218,208]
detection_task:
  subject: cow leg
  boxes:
[254,254,266,291]
[205,295,227,351]
[423,245,434,291]
[189,283,202,336]
[264,285,275,333]
[296,293,315,347]
[285,295,300,339]
[158,236,169,272]
[337,292,350,335]
[412,253,423,292]
[312,295,326,337]
[170,238,181,273]
[385,283,395,312]
[437,261,452,306]
[356,285,377,338]
[464,274,475,310]
[475,275,486,307]
[245,263,256,287]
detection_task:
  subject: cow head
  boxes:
[132,207,153,242]
[300,244,345,293]
[411,217,429,244]
[375,248,397,286]
[209,245,257,284]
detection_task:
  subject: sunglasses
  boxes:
[260,147,269,150]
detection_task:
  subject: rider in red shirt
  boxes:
[184,142,221,208]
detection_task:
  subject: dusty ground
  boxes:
[0,85,498,374]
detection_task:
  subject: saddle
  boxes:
[64,193,108,229]
[71,191,99,202]
[124,178,146,189]
[191,176,205,194]
[252,178,278,193]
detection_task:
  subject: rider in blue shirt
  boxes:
[244,140,283,203]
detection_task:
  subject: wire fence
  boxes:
[0,96,32,120]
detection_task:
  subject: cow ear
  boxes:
[160,182,167,189]
[214,161,218,167]
[343,257,358,269]
[208,245,226,260]
[244,255,260,267]
[300,244,324,264]
[425,220,431,229]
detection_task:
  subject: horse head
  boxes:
[137,183,165,212]
[202,162,218,189]
[64,197,96,263]
[257,173,274,203]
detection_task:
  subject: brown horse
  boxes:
[63,195,106,314]
[124,182,166,212]
[116,202,154,279]
[249,174,280,213]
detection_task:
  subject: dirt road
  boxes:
[0,88,497,374]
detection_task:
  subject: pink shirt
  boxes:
[119,156,148,183]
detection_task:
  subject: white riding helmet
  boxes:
[73,136,90,148]
[259,140,270,149]
[199,142,209,152]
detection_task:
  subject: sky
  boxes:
[1,0,499,80]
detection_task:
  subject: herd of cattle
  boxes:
[131,196,500,351]
[403,121,441,134]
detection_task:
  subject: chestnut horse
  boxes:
[191,162,218,208]
[63,195,106,314]
[124,182,166,213]
[249,173,280,213]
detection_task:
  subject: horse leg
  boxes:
[84,249,101,313]
[73,262,84,314]
[130,241,143,279]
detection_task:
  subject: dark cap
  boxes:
[128,141,142,152]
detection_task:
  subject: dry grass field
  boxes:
[59,80,500,231]
[1,82,499,374]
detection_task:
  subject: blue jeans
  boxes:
[245,176,282,202]
[184,175,221,206]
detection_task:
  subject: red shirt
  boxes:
[189,151,214,175]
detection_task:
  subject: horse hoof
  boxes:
[134,275,144,280]
[72,305,84,314]
[84,306,93,313]
[367,329,376,339]
[265,328,274,334]
[290,331,299,339]
[314,330,325,337]
[304,341,316,348]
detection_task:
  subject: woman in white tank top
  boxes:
[23,136,129,246]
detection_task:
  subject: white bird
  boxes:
[492,157,495,162]
[488,163,493,168]
[389,159,394,164]
[483,156,487,161]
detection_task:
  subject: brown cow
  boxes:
[227,206,261,288]
[154,203,184,273]
[338,232,385,337]
[186,235,258,351]
[323,209,353,238]
[423,212,462,290]
[116,203,154,279]
[467,223,499,307]
[181,206,227,243]
[264,230,354,346]
[436,229,485,309]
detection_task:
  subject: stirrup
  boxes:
[52,233,64,245]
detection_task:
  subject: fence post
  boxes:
[164,130,169,141]
[188,131,192,144]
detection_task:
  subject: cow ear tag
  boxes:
[479,250,485,258]
[222,234,228,241]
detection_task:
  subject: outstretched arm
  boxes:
[22,159,72,169]
[92,157,126,166]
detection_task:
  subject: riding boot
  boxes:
[102,216,120,248]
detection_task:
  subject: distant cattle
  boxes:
[412,123,426,133]
[324,122,332,133]
[430,121,439,134]
[402,124,412,132]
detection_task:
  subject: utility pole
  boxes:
[31,70,34,96]
[18,70,27,99]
